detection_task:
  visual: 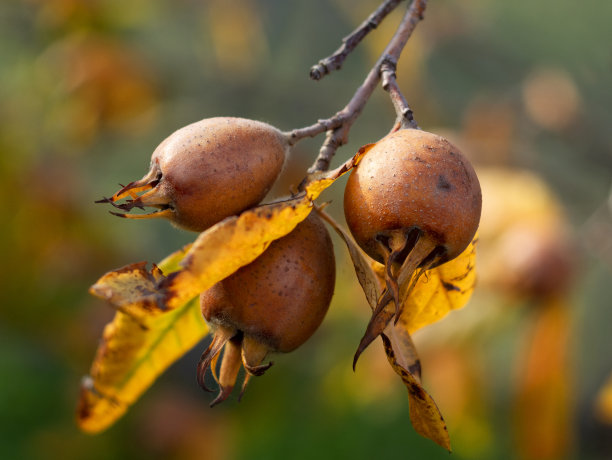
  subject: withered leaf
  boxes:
[381,333,450,451]
[80,151,366,433]
[79,246,206,433]
[323,207,453,450]
[318,208,383,310]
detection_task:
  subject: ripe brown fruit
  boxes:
[98,117,288,232]
[197,212,336,406]
[344,128,481,266]
[344,129,481,362]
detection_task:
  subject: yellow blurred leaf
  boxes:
[514,298,573,460]
[595,371,612,424]
[477,167,562,241]
[78,245,206,433]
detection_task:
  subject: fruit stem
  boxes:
[380,56,419,129]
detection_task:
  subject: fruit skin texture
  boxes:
[201,211,336,354]
[104,117,288,231]
[154,117,287,231]
[344,129,481,264]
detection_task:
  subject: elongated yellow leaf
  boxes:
[78,246,206,433]
[86,151,363,317]
[80,152,364,433]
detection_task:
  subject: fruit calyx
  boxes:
[196,212,335,406]
[352,227,448,369]
[197,326,274,407]
[95,162,173,220]
[343,128,482,368]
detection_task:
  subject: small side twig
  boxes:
[380,56,419,129]
[310,0,405,81]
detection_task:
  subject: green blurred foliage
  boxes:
[1,0,611,459]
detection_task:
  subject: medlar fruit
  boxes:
[197,212,336,406]
[344,128,481,358]
[98,117,288,232]
[345,128,481,266]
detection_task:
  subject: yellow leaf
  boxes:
[78,246,207,433]
[400,236,478,333]
[596,372,612,425]
[79,152,364,433]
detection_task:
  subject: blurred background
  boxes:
[1,0,611,459]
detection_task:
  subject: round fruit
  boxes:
[98,117,288,232]
[344,128,481,266]
[344,129,481,364]
[197,212,336,406]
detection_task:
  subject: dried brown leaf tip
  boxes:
[89,261,166,318]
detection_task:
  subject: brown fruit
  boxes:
[343,129,481,364]
[98,117,288,232]
[197,212,336,406]
[344,129,481,266]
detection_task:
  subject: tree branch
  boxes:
[309,0,405,81]
[285,0,427,174]
[380,55,419,129]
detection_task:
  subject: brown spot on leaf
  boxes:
[441,281,460,292]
